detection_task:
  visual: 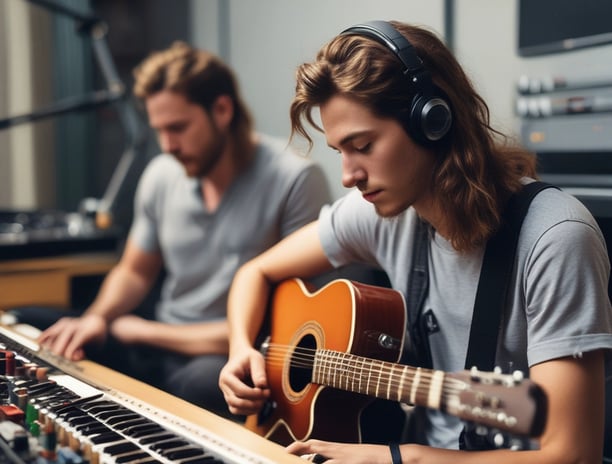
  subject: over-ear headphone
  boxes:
[340,20,452,145]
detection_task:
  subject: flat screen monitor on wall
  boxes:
[518,0,612,57]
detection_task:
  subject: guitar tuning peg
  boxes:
[511,370,524,383]
[492,432,505,448]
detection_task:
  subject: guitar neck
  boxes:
[313,349,444,409]
[311,349,545,438]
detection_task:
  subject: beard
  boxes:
[196,136,226,177]
[183,126,228,178]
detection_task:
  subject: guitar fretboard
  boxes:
[312,349,449,409]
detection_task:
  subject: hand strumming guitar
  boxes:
[219,345,271,416]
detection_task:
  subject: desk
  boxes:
[0,252,117,310]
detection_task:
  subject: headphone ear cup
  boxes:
[340,21,453,146]
[409,94,453,145]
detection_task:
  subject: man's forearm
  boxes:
[122,318,230,356]
[85,266,154,321]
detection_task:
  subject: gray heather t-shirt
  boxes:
[318,185,612,448]
[130,134,330,324]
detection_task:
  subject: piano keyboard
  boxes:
[0,325,304,464]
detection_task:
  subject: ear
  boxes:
[210,94,234,131]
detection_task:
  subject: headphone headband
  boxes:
[341,20,424,76]
[338,20,452,145]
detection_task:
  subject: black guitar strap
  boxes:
[464,181,556,371]
[402,182,556,372]
[401,217,433,368]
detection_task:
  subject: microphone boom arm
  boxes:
[0,0,148,229]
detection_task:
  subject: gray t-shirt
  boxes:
[318,185,612,448]
[130,134,330,323]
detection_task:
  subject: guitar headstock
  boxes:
[444,367,547,438]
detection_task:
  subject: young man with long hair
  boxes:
[219,21,612,462]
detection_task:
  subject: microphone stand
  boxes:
[0,0,147,231]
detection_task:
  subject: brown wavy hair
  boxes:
[133,41,253,158]
[290,21,537,252]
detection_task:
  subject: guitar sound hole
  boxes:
[289,334,316,392]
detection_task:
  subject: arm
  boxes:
[38,239,162,360]
[219,221,334,415]
[287,349,606,464]
[109,316,229,356]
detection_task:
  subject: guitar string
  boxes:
[264,344,463,406]
[263,343,467,401]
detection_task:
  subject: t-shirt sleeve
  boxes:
[128,157,164,252]
[279,162,331,237]
[525,219,612,365]
[318,190,382,267]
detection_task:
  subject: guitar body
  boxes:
[247,278,406,445]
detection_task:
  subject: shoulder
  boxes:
[136,154,186,198]
[520,183,606,255]
[526,184,601,233]
[255,134,320,174]
[140,153,183,180]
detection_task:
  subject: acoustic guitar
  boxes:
[246,278,547,446]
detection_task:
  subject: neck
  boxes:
[200,132,257,211]
[413,196,450,240]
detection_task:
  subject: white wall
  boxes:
[2,0,37,208]
[0,0,54,209]
[454,0,612,140]
[0,0,10,206]
[192,0,444,200]
[454,0,520,136]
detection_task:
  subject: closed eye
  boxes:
[356,143,372,153]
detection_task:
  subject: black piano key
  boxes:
[45,397,82,410]
[12,379,38,389]
[75,423,111,435]
[115,451,154,463]
[151,438,189,451]
[56,407,84,419]
[124,423,165,437]
[106,413,142,425]
[113,418,151,431]
[27,386,65,399]
[29,394,60,406]
[96,409,134,421]
[81,401,122,413]
[66,415,99,426]
[34,392,78,407]
[182,457,225,464]
[103,441,141,455]
[138,433,178,445]
[88,431,124,444]
[52,392,105,413]
[162,447,208,460]
[26,380,57,394]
